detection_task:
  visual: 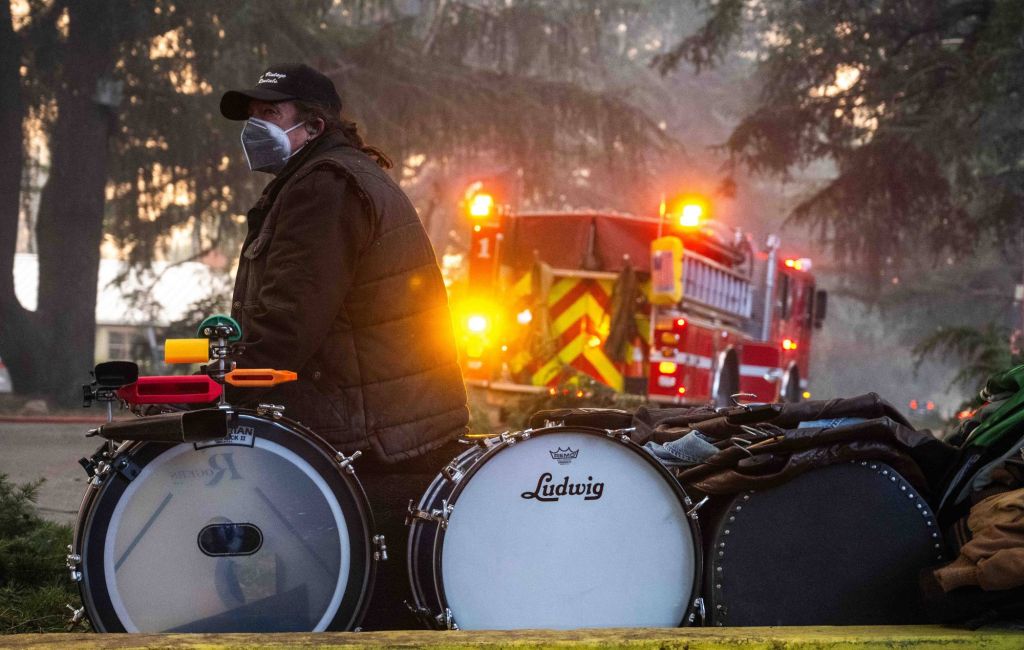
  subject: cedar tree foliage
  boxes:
[655,0,1024,289]
[1,0,678,404]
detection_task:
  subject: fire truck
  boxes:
[451,190,827,405]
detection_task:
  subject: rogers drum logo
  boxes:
[549,447,578,465]
[521,472,604,502]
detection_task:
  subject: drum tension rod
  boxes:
[65,605,86,631]
[373,534,388,562]
[405,500,451,529]
[335,450,362,474]
[688,597,706,625]
[686,496,709,519]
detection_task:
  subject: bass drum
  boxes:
[704,461,946,626]
[70,410,375,632]
[408,426,703,630]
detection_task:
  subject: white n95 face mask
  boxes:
[240,118,306,174]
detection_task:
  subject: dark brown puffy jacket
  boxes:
[230,131,468,462]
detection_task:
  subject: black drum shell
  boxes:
[702,461,946,626]
[71,410,376,633]
[407,426,704,629]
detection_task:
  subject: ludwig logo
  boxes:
[549,447,578,465]
[521,473,604,502]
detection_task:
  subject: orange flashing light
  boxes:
[679,203,703,227]
[675,318,686,327]
[659,362,678,374]
[677,386,687,395]
[467,315,489,333]
[468,193,495,219]
[662,194,709,228]
[782,338,798,351]
[909,399,919,410]
[784,257,812,271]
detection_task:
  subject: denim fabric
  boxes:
[644,430,718,467]
[797,417,866,429]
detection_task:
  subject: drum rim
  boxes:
[406,444,482,623]
[428,425,705,629]
[74,409,376,632]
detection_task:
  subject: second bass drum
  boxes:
[407,426,703,630]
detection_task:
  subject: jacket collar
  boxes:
[255,130,353,210]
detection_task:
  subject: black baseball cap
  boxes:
[220,63,342,120]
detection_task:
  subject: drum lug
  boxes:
[499,431,518,446]
[686,496,709,519]
[437,607,459,630]
[335,450,362,474]
[373,534,388,562]
[687,596,706,625]
[608,427,636,440]
[113,455,141,482]
[66,547,83,582]
[405,500,452,529]
[441,460,464,483]
[480,434,503,449]
[256,403,286,419]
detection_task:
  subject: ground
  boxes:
[0,421,102,524]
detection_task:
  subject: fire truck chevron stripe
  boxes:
[530,330,623,391]
[511,272,532,299]
[557,315,603,347]
[552,296,608,339]
[528,277,622,390]
[550,279,609,317]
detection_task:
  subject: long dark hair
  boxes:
[293,100,393,169]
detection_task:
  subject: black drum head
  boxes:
[706,461,945,626]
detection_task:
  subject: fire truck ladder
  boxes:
[682,250,753,321]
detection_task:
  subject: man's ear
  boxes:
[307,118,325,137]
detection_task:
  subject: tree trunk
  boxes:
[5,2,119,405]
[0,3,42,396]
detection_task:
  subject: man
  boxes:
[220,63,468,629]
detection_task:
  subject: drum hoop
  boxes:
[406,444,482,621]
[430,424,704,628]
[74,409,376,632]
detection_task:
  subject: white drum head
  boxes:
[440,431,695,629]
[101,439,350,632]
